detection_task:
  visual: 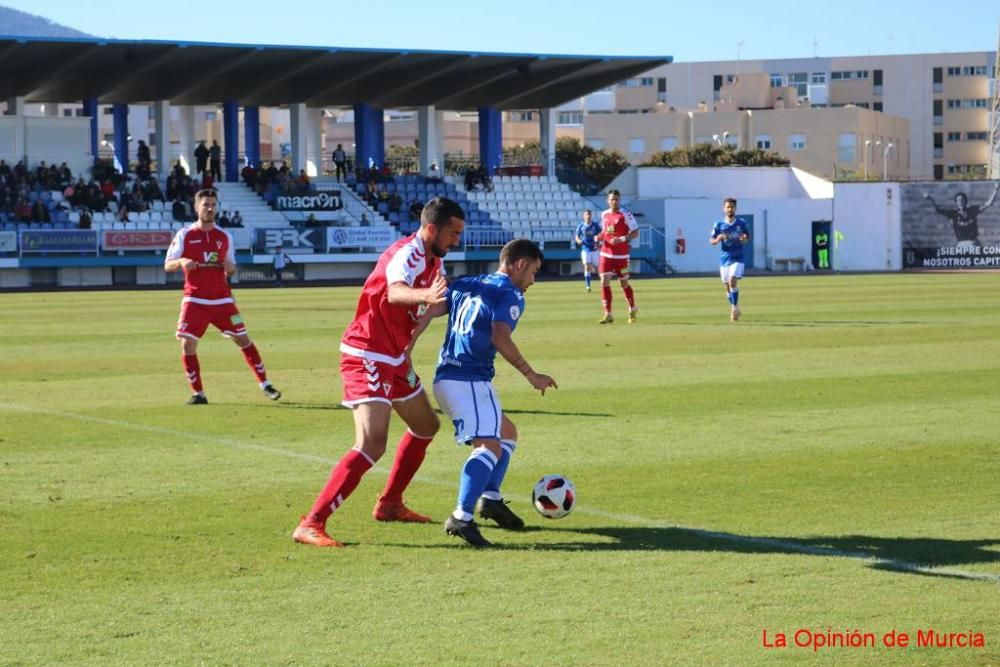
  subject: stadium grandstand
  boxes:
[0,36,669,288]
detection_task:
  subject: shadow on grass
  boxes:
[405,525,999,582]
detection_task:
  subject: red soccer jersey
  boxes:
[340,233,440,365]
[599,208,638,260]
[165,225,236,304]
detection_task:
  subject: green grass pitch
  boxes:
[1,272,998,665]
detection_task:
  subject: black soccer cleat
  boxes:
[477,498,525,530]
[444,515,493,548]
[186,394,208,405]
[262,384,282,401]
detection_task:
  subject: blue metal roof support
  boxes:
[244,105,260,170]
[354,103,384,171]
[478,106,502,175]
[82,97,98,160]
[222,99,240,182]
[112,103,128,174]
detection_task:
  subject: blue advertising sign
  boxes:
[20,230,99,254]
[254,227,325,254]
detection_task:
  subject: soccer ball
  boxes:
[531,475,576,519]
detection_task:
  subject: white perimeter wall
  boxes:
[638,167,903,272]
[832,182,902,271]
[664,198,833,272]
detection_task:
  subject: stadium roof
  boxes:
[0,36,670,109]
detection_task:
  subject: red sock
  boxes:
[305,449,374,526]
[601,285,612,312]
[239,342,268,384]
[623,284,636,310]
[380,430,433,502]
[182,354,203,393]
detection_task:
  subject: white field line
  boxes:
[3,402,998,584]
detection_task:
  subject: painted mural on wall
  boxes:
[901,181,1000,269]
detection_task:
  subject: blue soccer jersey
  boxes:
[435,272,525,383]
[575,221,602,251]
[712,219,750,266]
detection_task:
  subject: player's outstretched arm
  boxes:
[983,181,1000,209]
[164,257,196,272]
[387,274,447,306]
[492,322,558,395]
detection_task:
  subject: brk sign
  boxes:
[254,228,324,254]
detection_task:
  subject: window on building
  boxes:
[770,73,783,87]
[932,67,943,93]
[509,111,533,122]
[837,133,856,161]
[873,102,883,112]
[966,131,988,141]
[755,135,772,149]
[810,72,827,84]
[713,75,723,91]
[62,109,74,117]
[640,77,654,86]
[873,69,883,86]
[205,111,216,121]
[628,138,645,154]
[932,99,943,125]
[946,132,960,142]
[103,107,114,115]
[660,136,678,151]
[933,164,943,180]
[557,111,583,125]
[789,134,806,151]
[587,139,605,149]
[725,134,739,147]
[788,72,808,96]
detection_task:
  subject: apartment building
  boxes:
[567,50,997,180]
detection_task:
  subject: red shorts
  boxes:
[340,354,423,407]
[175,300,247,340]
[599,255,630,278]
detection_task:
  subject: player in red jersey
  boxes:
[293,197,466,547]
[597,189,639,324]
[164,189,281,405]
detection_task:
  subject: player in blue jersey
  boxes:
[431,239,558,547]
[710,197,751,321]
[573,209,601,292]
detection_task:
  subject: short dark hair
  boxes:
[724,197,737,206]
[499,238,544,266]
[608,189,621,197]
[195,188,217,202]
[421,196,465,228]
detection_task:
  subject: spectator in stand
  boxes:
[118,203,131,223]
[409,199,424,223]
[172,198,188,223]
[464,165,477,191]
[78,210,92,229]
[209,141,222,181]
[63,182,75,203]
[427,163,442,184]
[194,141,209,176]
[230,210,244,228]
[100,179,116,206]
[30,199,50,223]
[201,172,214,191]
[58,163,72,187]
[144,179,164,203]
[15,198,31,223]
[137,141,152,178]
[332,144,347,182]
[359,213,370,226]
[172,161,187,179]
[388,191,402,214]
[295,170,311,192]
[304,214,320,228]
[241,163,257,188]
[218,210,231,228]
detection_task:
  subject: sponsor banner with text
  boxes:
[0,231,17,252]
[326,226,397,249]
[275,191,343,211]
[254,227,325,254]
[20,229,99,253]
[102,229,175,251]
[901,181,1000,269]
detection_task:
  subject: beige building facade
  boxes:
[595,50,996,180]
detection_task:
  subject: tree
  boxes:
[641,144,789,168]
[554,137,630,190]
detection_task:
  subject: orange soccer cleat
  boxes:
[372,496,432,523]
[292,517,344,548]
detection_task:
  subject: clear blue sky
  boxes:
[1,0,998,61]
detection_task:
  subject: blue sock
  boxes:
[731,289,739,306]
[483,440,516,501]
[727,290,735,305]
[584,272,591,289]
[455,447,497,519]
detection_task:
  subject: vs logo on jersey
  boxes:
[203,251,219,264]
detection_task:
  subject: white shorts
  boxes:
[433,379,503,444]
[581,249,599,267]
[720,262,745,283]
